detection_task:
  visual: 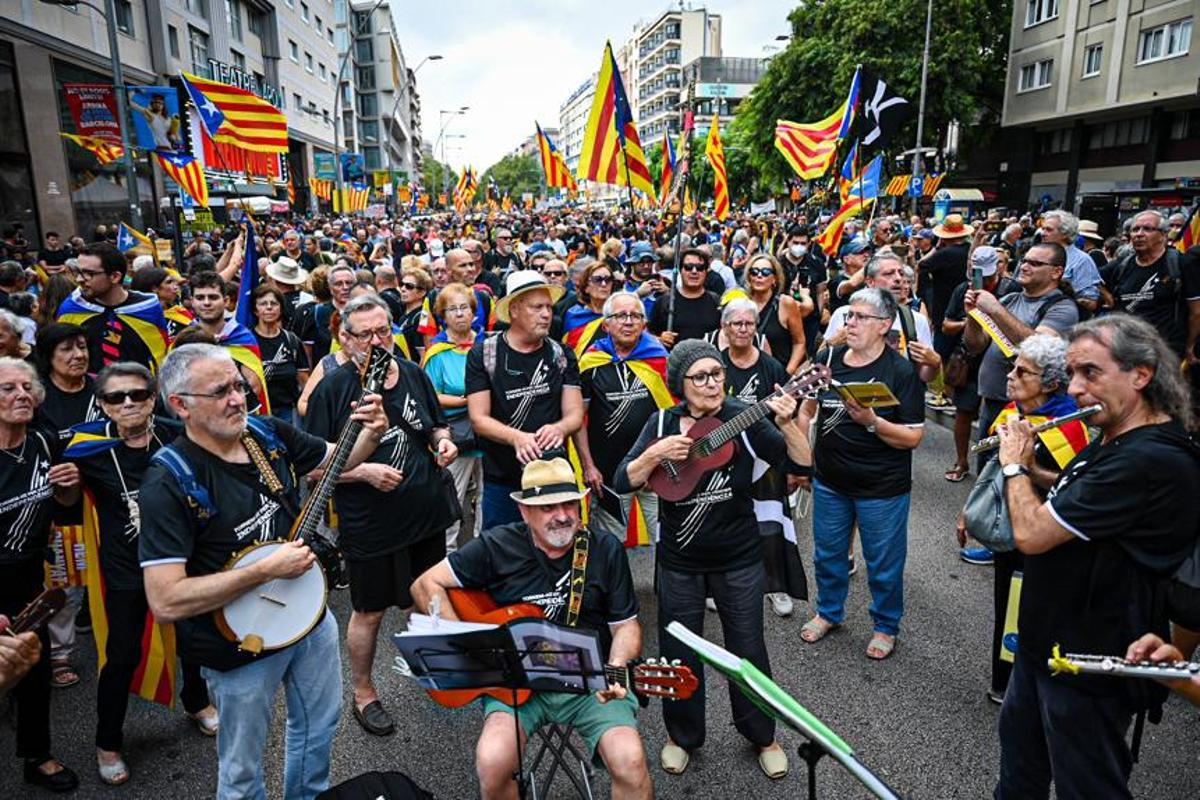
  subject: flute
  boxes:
[970,404,1101,455]
[1049,652,1200,682]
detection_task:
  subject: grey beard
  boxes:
[542,522,576,549]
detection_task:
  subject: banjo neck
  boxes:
[288,415,364,543]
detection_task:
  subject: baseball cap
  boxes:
[839,240,870,257]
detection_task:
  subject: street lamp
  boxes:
[332,0,389,210]
[382,54,442,214]
[40,0,143,229]
[437,107,468,206]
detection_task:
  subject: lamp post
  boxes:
[382,54,441,215]
[911,0,934,216]
[332,0,389,213]
[40,0,143,229]
[436,107,468,207]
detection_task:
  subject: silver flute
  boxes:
[970,404,1101,455]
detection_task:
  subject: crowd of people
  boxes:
[0,200,1198,799]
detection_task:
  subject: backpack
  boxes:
[1106,249,1183,322]
[480,331,567,381]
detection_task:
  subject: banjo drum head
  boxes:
[220,542,329,652]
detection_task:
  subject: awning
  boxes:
[934,188,985,202]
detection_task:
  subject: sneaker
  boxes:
[768,593,793,617]
[959,547,995,566]
[987,688,1005,705]
[705,598,717,613]
[847,555,859,576]
[189,706,220,736]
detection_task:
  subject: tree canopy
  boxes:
[480,153,543,199]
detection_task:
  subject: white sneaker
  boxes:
[769,593,794,617]
[848,556,859,577]
[705,598,717,612]
[189,706,220,737]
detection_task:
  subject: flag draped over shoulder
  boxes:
[577,332,674,410]
[57,290,170,371]
[536,124,577,191]
[155,151,209,207]
[989,395,1090,469]
[577,41,655,199]
[659,130,676,205]
[705,114,730,221]
[181,72,288,153]
[421,327,484,367]
[561,306,605,358]
[216,317,270,413]
[775,67,861,180]
[60,132,124,166]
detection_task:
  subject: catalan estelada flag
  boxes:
[838,140,860,204]
[536,123,577,191]
[213,317,270,413]
[775,67,861,180]
[181,72,289,153]
[334,182,370,213]
[815,196,874,255]
[1176,206,1199,253]
[988,395,1091,469]
[57,289,171,372]
[155,151,209,207]
[705,114,730,221]
[577,41,655,199]
[115,221,154,254]
[561,305,606,358]
[59,132,124,166]
[234,222,259,330]
[577,331,674,410]
[845,154,883,202]
[659,129,676,205]
[624,495,652,548]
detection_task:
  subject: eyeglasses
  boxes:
[606,311,644,323]
[1129,225,1164,234]
[177,381,245,401]
[401,282,422,291]
[725,320,756,329]
[681,263,707,273]
[99,388,154,404]
[78,268,107,279]
[330,280,356,289]
[444,304,473,315]
[683,367,725,387]
[589,274,613,285]
[1019,257,1059,269]
[844,310,890,323]
[747,267,775,278]
[347,326,393,343]
[542,269,566,278]
[1009,364,1043,380]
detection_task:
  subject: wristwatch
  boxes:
[1001,463,1029,479]
[865,414,878,434]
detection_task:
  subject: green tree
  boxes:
[480,153,543,199]
[736,0,1011,190]
[421,156,457,207]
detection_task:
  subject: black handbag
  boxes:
[447,413,478,451]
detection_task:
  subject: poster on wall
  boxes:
[128,86,184,152]
[314,153,336,180]
[64,83,122,143]
[341,152,365,182]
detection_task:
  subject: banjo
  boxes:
[214,346,391,655]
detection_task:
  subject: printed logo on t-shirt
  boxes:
[262,340,291,378]
[818,396,849,433]
[0,453,53,554]
[675,469,733,549]
[379,393,420,469]
[735,373,761,404]
[1120,273,1166,313]
[1047,460,1088,502]
[521,571,569,621]
[232,498,282,542]
[601,365,650,435]
[507,359,552,429]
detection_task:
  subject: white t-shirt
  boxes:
[824,303,933,347]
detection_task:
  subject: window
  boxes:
[357,92,377,116]
[356,65,375,90]
[283,0,292,7]
[168,25,180,58]
[1018,58,1053,91]
[1137,19,1192,64]
[301,2,309,22]
[359,119,379,141]
[188,26,210,77]
[185,0,208,19]
[305,52,313,73]
[114,0,133,34]
[1025,0,1060,27]
[293,92,302,110]
[1086,117,1150,149]
[355,38,373,62]
[226,0,242,42]
[231,49,245,70]
[1169,110,1198,141]
[354,11,371,35]
[247,9,263,36]
[364,146,380,170]
[315,14,322,30]
[1081,43,1102,77]
[289,39,298,61]
[319,63,327,81]
[327,28,334,43]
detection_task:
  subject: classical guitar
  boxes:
[425,588,699,708]
[4,588,66,636]
[214,345,391,655]
[646,363,831,502]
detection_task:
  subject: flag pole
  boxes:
[622,147,635,211]
[912,0,934,216]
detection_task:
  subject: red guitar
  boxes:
[647,363,831,502]
[426,589,698,708]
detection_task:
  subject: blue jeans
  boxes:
[481,480,522,530]
[811,479,911,636]
[201,612,342,800]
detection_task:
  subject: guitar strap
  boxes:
[237,432,301,521]
[566,530,590,628]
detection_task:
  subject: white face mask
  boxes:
[789,244,807,258]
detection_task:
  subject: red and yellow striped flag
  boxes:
[705,114,729,221]
[181,72,289,153]
[155,151,209,207]
[815,196,874,254]
[774,69,860,180]
[577,41,655,199]
[536,123,577,191]
[659,129,676,205]
[1177,206,1199,253]
[624,495,652,547]
[59,132,124,166]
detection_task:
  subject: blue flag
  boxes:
[234,224,258,329]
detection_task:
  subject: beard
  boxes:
[541,517,578,549]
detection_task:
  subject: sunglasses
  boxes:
[681,263,707,273]
[542,269,566,278]
[99,388,154,404]
[589,275,613,285]
[748,267,775,278]
[401,282,421,291]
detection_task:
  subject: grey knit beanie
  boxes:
[667,339,723,397]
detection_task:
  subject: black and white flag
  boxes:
[856,70,914,150]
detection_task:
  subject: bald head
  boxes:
[446,248,474,283]
[375,264,397,289]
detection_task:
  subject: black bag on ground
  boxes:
[317,770,434,800]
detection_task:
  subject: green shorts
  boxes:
[480,691,639,764]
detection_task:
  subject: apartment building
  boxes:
[633,7,721,141]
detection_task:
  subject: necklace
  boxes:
[0,438,27,464]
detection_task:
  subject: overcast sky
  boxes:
[390,1,796,174]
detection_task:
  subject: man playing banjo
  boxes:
[137,343,387,800]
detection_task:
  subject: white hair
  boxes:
[158,344,234,404]
[0,356,44,404]
[131,255,155,273]
[721,297,759,325]
[1043,210,1079,240]
[602,291,643,318]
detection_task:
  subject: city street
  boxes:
[4,422,1198,799]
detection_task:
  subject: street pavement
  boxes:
[3,422,1199,798]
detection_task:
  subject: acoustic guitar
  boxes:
[646,363,831,502]
[4,588,66,636]
[214,346,391,655]
[426,588,699,708]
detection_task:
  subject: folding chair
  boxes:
[526,723,595,800]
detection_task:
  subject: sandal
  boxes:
[97,751,130,786]
[944,464,970,483]
[800,617,839,644]
[50,660,79,689]
[866,633,896,660]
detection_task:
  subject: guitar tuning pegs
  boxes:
[670,659,681,666]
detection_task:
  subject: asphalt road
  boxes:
[3,422,1199,799]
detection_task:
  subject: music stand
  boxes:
[394,631,605,800]
[665,622,903,800]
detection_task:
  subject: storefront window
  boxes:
[54,60,156,237]
[0,41,39,244]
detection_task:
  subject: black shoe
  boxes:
[74,603,92,635]
[987,688,1005,706]
[24,758,80,793]
[353,700,395,736]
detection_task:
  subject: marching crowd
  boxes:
[0,201,1198,799]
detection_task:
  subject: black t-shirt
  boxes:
[37,377,101,442]
[41,247,72,267]
[255,329,309,412]
[811,346,924,498]
[614,399,793,573]
[294,301,335,362]
[647,290,722,345]
[581,361,662,484]
[1101,250,1200,356]
[1023,422,1200,695]
[69,291,166,374]
[0,428,62,564]
[70,418,181,590]
[448,523,638,659]
[723,350,790,406]
[304,357,447,559]
[465,334,580,485]
[924,242,970,326]
[137,418,328,671]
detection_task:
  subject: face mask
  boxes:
[789,244,807,258]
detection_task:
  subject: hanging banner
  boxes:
[128,86,184,152]
[341,152,365,182]
[314,152,336,180]
[372,170,390,188]
[64,83,122,143]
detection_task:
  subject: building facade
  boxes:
[680,55,764,129]
[633,7,721,141]
[558,74,595,176]
[1001,0,1198,223]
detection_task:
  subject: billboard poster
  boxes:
[341,152,365,182]
[314,152,336,180]
[64,83,122,143]
[128,86,184,152]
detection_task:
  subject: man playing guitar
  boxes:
[137,344,387,800]
[411,458,653,800]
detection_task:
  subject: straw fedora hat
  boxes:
[932,214,972,239]
[509,458,589,506]
[494,270,565,324]
[265,256,310,286]
[1078,220,1104,242]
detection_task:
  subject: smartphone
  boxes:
[971,266,985,290]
